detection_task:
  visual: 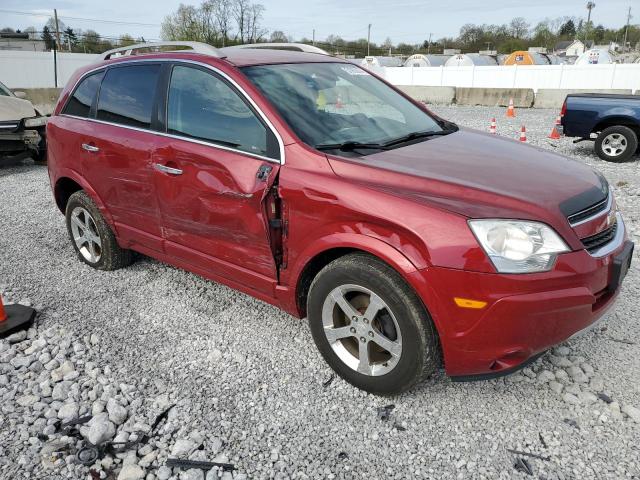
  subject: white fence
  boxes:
[0,50,99,89]
[1,50,639,94]
[375,64,640,93]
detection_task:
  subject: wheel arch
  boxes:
[53,170,116,229]
[593,116,640,136]
[289,233,424,319]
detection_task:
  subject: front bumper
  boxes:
[410,223,633,378]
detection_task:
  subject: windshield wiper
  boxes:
[382,129,453,148]
[315,141,388,152]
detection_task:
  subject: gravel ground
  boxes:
[0,105,639,480]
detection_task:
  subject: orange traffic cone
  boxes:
[0,295,36,337]
[519,125,527,142]
[489,118,497,134]
[506,98,516,117]
[548,119,561,140]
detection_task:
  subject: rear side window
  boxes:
[63,71,104,118]
[167,65,273,158]
[97,65,160,129]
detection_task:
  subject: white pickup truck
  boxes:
[0,81,48,163]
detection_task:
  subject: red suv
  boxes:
[47,42,633,394]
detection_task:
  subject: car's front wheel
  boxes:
[308,253,439,395]
[595,126,638,162]
[65,191,132,270]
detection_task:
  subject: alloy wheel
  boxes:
[321,284,402,376]
[602,133,628,157]
[70,206,102,263]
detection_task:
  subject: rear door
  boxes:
[151,63,282,294]
[82,63,164,251]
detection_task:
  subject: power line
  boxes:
[0,9,161,27]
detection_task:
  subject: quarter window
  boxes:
[167,65,271,158]
[97,65,160,129]
[63,71,104,118]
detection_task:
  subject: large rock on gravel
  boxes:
[51,381,72,401]
[171,439,197,457]
[57,402,79,420]
[10,355,34,369]
[51,361,74,382]
[117,464,145,480]
[16,394,39,407]
[621,405,640,423]
[107,398,128,425]
[81,413,116,445]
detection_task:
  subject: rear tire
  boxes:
[65,191,132,271]
[595,126,638,163]
[308,253,439,395]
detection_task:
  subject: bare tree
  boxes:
[233,0,250,42]
[247,3,266,42]
[214,0,234,46]
[509,17,530,39]
[269,30,289,42]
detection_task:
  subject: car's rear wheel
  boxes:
[308,253,439,395]
[65,191,132,270]
[595,126,638,162]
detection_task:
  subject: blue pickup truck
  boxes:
[560,93,640,162]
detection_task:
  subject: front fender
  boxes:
[277,231,424,317]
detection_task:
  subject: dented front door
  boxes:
[152,139,280,293]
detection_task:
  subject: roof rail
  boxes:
[226,43,330,55]
[102,41,225,60]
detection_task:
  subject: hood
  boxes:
[0,96,36,123]
[327,128,606,221]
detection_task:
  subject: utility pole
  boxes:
[623,7,632,53]
[312,29,315,46]
[427,32,433,54]
[367,24,371,56]
[585,2,595,43]
[53,9,62,51]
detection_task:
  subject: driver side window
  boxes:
[167,65,273,159]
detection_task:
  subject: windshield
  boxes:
[242,62,450,154]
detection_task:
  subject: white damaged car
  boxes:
[0,81,47,163]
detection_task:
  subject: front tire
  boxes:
[595,126,638,162]
[308,253,439,395]
[65,191,132,270]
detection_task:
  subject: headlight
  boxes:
[468,219,569,273]
[24,116,48,128]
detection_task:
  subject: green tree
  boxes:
[41,26,55,50]
[559,19,576,36]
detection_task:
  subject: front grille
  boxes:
[567,197,609,226]
[581,220,617,253]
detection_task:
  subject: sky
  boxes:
[0,0,635,45]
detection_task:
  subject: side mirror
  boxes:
[13,91,27,99]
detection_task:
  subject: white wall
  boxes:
[1,50,639,95]
[0,50,99,89]
[372,64,640,93]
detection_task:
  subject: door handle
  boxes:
[154,163,183,175]
[81,143,99,153]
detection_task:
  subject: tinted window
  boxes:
[63,71,104,118]
[97,65,160,129]
[242,63,445,154]
[167,65,271,158]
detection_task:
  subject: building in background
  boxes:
[553,39,586,56]
[0,32,46,52]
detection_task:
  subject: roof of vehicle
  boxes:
[566,93,640,100]
[219,47,347,67]
[99,41,345,68]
